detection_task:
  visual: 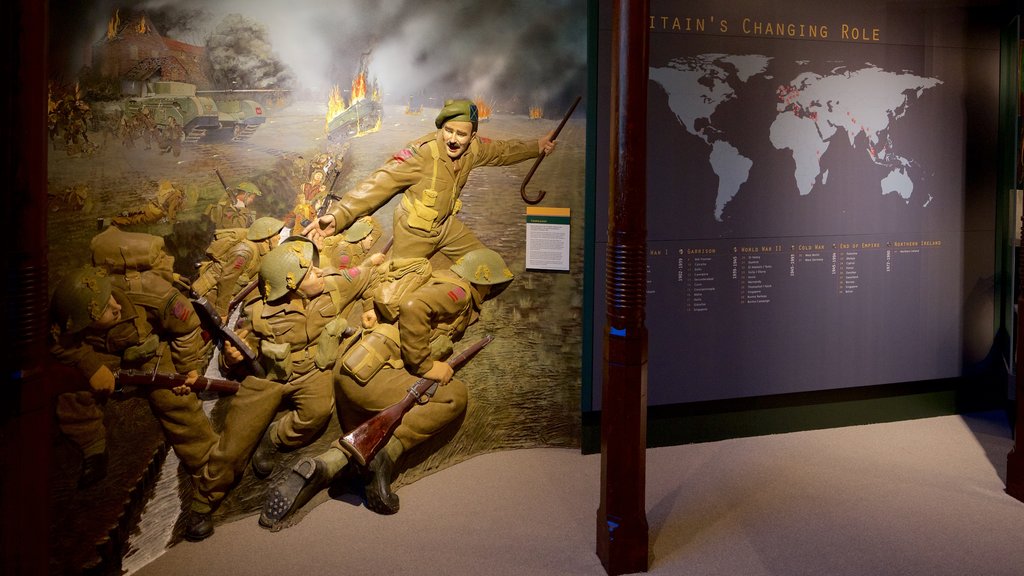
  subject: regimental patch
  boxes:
[479,136,492,144]
[393,148,414,163]
[447,286,466,303]
[171,298,192,322]
[343,267,360,282]
[232,256,246,270]
[337,254,351,268]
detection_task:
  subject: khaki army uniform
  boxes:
[204,198,254,229]
[190,230,263,318]
[325,131,538,261]
[50,272,217,473]
[112,181,185,226]
[191,262,380,512]
[336,269,481,451]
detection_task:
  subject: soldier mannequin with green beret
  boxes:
[184,237,384,541]
[48,265,218,489]
[304,99,556,261]
[258,247,514,526]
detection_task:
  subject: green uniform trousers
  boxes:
[335,365,468,452]
[53,357,217,473]
[193,368,334,510]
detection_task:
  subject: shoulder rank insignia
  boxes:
[446,286,466,303]
[392,148,414,163]
[171,297,192,322]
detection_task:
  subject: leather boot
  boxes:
[251,425,279,479]
[260,457,331,528]
[78,451,108,489]
[183,509,213,542]
[364,450,399,515]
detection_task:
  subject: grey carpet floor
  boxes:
[132,410,1024,576]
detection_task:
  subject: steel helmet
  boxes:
[51,266,113,335]
[258,236,319,301]
[246,216,285,241]
[236,181,263,197]
[450,248,514,286]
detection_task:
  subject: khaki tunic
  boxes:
[191,232,264,318]
[336,270,479,451]
[326,131,538,261]
[193,263,379,510]
[49,273,217,471]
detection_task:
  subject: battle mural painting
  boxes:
[46,1,587,573]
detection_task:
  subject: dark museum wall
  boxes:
[584,0,1017,452]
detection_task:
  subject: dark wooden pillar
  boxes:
[596,0,650,574]
[1,1,51,574]
[1009,381,1023,502]
[1009,214,1024,503]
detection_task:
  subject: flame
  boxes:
[529,106,544,119]
[138,15,147,34]
[474,98,492,120]
[325,65,383,137]
[351,72,367,103]
[107,10,120,40]
[326,84,345,128]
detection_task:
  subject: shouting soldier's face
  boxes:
[92,295,122,329]
[441,121,474,159]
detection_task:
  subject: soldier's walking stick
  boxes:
[520,95,582,205]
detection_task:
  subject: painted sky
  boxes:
[48,0,587,111]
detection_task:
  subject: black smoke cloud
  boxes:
[48,0,587,113]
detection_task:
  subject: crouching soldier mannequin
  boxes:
[185,237,383,541]
[259,248,513,525]
[320,215,383,270]
[190,216,285,321]
[48,266,218,488]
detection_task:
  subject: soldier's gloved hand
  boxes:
[173,370,199,396]
[89,365,116,396]
[422,361,453,386]
[221,329,249,366]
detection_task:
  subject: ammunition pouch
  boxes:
[122,333,160,364]
[313,317,349,370]
[260,340,292,381]
[402,194,438,233]
[189,262,218,298]
[339,323,402,385]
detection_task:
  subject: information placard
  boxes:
[525,206,571,271]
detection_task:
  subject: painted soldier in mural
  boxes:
[111,179,186,226]
[259,247,514,526]
[48,265,218,489]
[301,167,328,203]
[158,116,185,157]
[189,216,285,321]
[304,99,557,261]
[184,237,384,541]
[204,181,262,230]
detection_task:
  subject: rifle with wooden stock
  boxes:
[338,334,495,466]
[316,169,343,219]
[192,295,267,378]
[227,279,259,315]
[115,367,240,395]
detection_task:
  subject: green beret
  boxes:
[435,99,478,131]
